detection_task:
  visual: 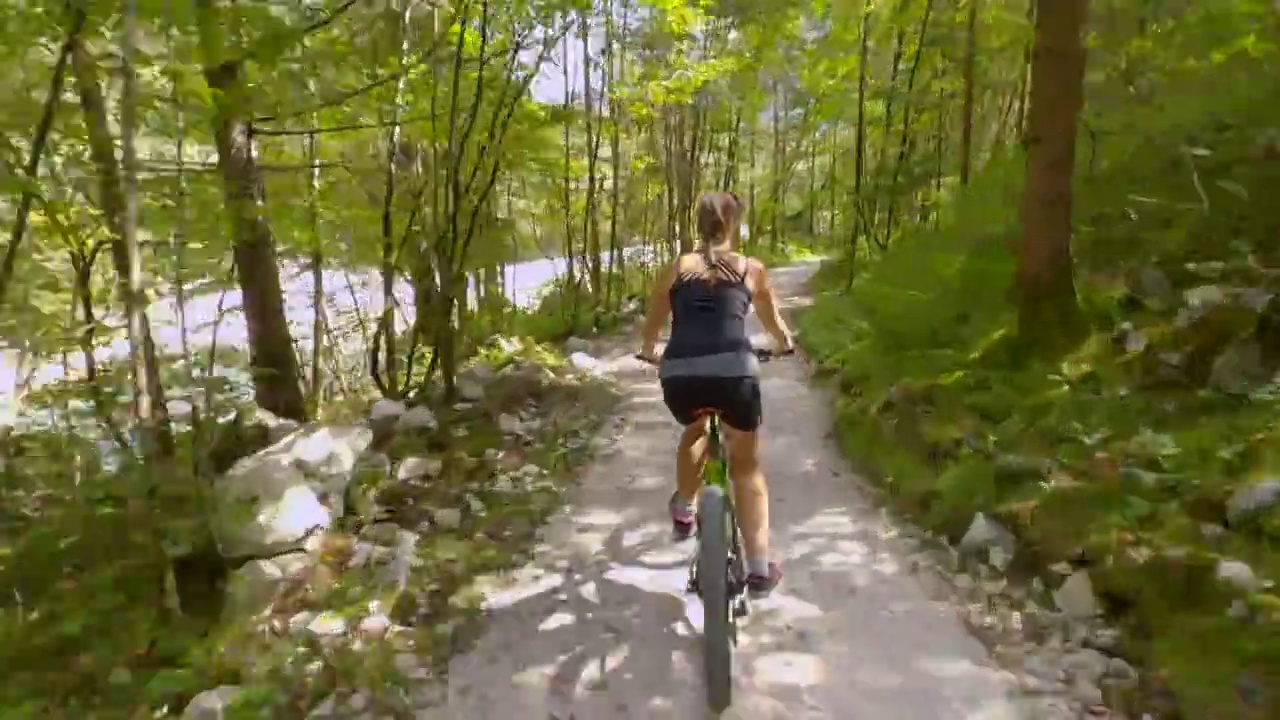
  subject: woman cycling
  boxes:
[637,191,795,598]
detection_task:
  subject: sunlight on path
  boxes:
[416,261,1027,719]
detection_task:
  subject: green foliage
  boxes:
[801,8,1280,715]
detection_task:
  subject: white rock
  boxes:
[304,611,348,637]
[457,379,484,402]
[287,425,373,479]
[1106,656,1137,681]
[1062,648,1110,683]
[394,652,431,680]
[308,691,372,719]
[397,456,443,481]
[434,507,462,528]
[565,336,590,353]
[1053,570,1100,619]
[357,612,392,638]
[182,686,243,720]
[1227,479,1280,522]
[378,529,420,589]
[568,351,608,376]
[957,512,1017,563]
[494,336,521,353]
[498,413,522,434]
[287,610,316,635]
[1072,679,1104,706]
[213,452,331,558]
[223,551,311,619]
[212,425,373,556]
[369,399,406,422]
[396,405,438,431]
[1216,559,1263,592]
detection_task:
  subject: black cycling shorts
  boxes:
[660,376,762,432]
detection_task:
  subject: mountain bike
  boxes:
[634,346,795,712]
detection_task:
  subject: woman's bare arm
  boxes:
[639,260,678,358]
[751,261,794,351]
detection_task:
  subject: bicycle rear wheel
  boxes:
[697,484,733,712]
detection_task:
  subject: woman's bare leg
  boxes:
[675,417,710,503]
[724,427,769,565]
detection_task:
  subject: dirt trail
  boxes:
[421,261,1026,719]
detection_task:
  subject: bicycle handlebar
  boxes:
[633,347,796,366]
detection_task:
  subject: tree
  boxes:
[1013,0,1089,353]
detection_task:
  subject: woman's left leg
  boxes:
[661,377,710,538]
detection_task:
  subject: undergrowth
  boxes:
[799,44,1280,718]
[0,285,629,717]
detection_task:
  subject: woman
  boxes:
[637,191,795,598]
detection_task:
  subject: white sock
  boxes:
[747,557,770,576]
[672,494,695,518]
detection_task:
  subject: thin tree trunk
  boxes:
[70,33,175,454]
[0,8,86,308]
[306,123,324,412]
[959,0,979,185]
[851,0,871,252]
[883,0,935,247]
[605,0,626,310]
[378,1,414,398]
[561,20,576,291]
[581,13,601,301]
[1015,0,1035,145]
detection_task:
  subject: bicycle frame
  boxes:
[692,413,748,614]
[704,413,729,490]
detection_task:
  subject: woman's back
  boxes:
[662,252,757,370]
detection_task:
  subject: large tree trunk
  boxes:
[204,62,307,420]
[197,0,307,420]
[1014,0,1089,352]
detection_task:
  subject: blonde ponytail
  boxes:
[694,191,743,271]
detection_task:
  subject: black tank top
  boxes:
[663,255,753,360]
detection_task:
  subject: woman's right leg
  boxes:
[662,377,708,539]
[722,379,780,596]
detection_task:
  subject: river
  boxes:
[0,250,644,430]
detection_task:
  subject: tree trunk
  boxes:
[851,0,870,252]
[561,22,576,290]
[883,0,935,248]
[70,35,174,455]
[959,0,979,185]
[1014,0,1089,352]
[197,0,307,421]
[377,1,414,399]
[581,14,602,300]
[0,9,85,308]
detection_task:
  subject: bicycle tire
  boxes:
[697,484,733,712]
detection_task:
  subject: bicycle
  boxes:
[633,345,795,712]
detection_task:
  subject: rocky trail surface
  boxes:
[418,261,1137,720]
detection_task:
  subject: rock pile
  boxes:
[903,510,1275,719]
[181,346,622,719]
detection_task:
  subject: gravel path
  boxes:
[419,261,1031,719]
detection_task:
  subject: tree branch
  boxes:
[0,6,87,309]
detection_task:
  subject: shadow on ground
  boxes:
[423,263,1025,720]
